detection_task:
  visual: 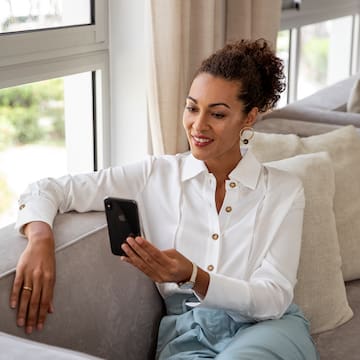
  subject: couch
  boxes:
[0,212,164,359]
[1,208,359,360]
[253,75,360,359]
[254,74,360,137]
[1,77,360,359]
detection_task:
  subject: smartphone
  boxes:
[104,197,141,256]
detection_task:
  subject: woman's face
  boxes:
[183,73,257,170]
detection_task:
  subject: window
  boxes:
[278,0,360,104]
[0,0,110,228]
[0,72,97,228]
[0,0,91,33]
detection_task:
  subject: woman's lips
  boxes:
[191,135,213,147]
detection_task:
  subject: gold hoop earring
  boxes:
[240,127,254,145]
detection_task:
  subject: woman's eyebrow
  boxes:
[209,102,231,109]
[187,96,197,103]
[186,96,231,109]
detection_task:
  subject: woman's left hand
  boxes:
[120,236,193,284]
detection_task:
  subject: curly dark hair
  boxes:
[195,39,286,113]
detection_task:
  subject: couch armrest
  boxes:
[253,117,349,137]
[261,107,360,128]
[0,212,164,360]
[255,75,360,135]
[277,75,359,112]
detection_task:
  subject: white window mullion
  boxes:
[288,27,300,103]
[351,14,360,75]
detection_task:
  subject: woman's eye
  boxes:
[185,106,197,113]
[212,112,225,119]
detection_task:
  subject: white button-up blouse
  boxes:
[16,150,305,321]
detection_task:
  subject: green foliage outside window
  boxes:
[0,174,13,214]
[303,37,329,84]
[0,78,65,150]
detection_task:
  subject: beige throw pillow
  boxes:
[347,79,360,113]
[252,125,360,281]
[246,132,303,162]
[266,152,353,334]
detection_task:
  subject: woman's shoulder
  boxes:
[139,151,192,178]
[262,164,305,208]
[263,163,304,191]
[120,152,190,169]
[151,151,191,166]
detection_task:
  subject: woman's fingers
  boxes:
[121,237,192,283]
[128,237,162,264]
[121,241,157,278]
[16,283,32,328]
[9,270,24,309]
[121,238,166,282]
[14,269,55,334]
[37,275,55,330]
[24,277,41,334]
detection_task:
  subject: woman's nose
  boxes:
[193,113,208,132]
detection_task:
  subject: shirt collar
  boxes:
[181,153,208,181]
[181,149,262,189]
[228,149,262,190]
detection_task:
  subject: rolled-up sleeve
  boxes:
[15,156,154,234]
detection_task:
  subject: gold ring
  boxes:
[23,286,33,292]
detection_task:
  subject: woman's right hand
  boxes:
[9,221,56,334]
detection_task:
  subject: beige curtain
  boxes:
[146,0,282,155]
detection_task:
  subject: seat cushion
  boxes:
[313,280,360,360]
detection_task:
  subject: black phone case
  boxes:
[104,197,141,256]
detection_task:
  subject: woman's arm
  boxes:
[11,156,153,333]
[16,157,153,233]
[10,221,55,334]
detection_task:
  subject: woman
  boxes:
[11,39,319,359]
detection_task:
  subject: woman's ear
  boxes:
[245,107,259,127]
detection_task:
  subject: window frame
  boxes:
[0,0,110,169]
[279,0,360,104]
[280,0,360,30]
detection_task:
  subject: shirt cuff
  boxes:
[200,272,251,314]
[15,197,58,235]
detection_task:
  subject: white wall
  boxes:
[109,0,148,166]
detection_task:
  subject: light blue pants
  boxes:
[156,294,319,359]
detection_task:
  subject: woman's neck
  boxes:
[205,155,242,184]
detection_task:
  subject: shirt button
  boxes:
[19,204,26,210]
[229,182,236,188]
[225,206,232,213]
[207,265,214,271]
[212,233,219,240]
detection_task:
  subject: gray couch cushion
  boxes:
[0,212,164,360]
[262,107,360,127]
[254,117,346,137]
[313,280,360,360]
[0,332,102,359]
[282,75,359,112]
